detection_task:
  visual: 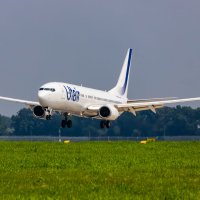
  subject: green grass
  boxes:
[0,141,200,199]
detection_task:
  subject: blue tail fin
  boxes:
[109,48,133,100]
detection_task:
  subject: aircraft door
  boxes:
[60,85,66,101]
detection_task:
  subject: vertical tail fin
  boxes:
[109,48,133,100]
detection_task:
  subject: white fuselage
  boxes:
[38,82,126,118]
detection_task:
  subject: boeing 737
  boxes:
[0,48,200,128]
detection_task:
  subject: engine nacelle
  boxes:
[33,106,46,119]
[99,105,120,120]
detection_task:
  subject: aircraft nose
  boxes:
[38,91,49,106]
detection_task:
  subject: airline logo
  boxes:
[64,85,80,102]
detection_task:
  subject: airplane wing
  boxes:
[127,97,177,103]
[0,96,40,108]
[116,97,200,116]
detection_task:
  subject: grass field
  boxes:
[0,141,200,200]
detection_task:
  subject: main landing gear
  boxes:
[100,120,111,129]
[61,114,72,128]
[60,114,110,129]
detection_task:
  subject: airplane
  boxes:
[0,48,200,129]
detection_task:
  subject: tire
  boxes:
[100,121,106,129]
[46,115,51,120]
[61,120,66,128]
[106,121,111,128]
[67,120,72,128]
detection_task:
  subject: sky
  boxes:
[0,0,200,116]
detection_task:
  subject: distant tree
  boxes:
[6,106,200,137]
[11,109,61,136]
[0,115,12,135]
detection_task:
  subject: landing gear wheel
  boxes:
[66,120,72,128]
[61,120,66,128]
[100,120,111,129]
[100,121,106,129]
[106,121,111,128]
[46,115,51,120]
[61,119,72,128]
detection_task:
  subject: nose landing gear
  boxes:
[46,115,51,120]
[45,108,52,120]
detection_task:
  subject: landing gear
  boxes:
[61,113,72,128]
[100,120,111,129]
[45,108,52,120]
[46,115,51,120]
[61,119,72,128]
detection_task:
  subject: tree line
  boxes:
[0,106,200,137]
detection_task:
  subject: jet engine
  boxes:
[33,106,47,119]
[99,105,120,120]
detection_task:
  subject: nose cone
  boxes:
[38,91,49,106]
[38,82,59,107]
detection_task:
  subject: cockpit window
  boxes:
[39,88,55,92]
